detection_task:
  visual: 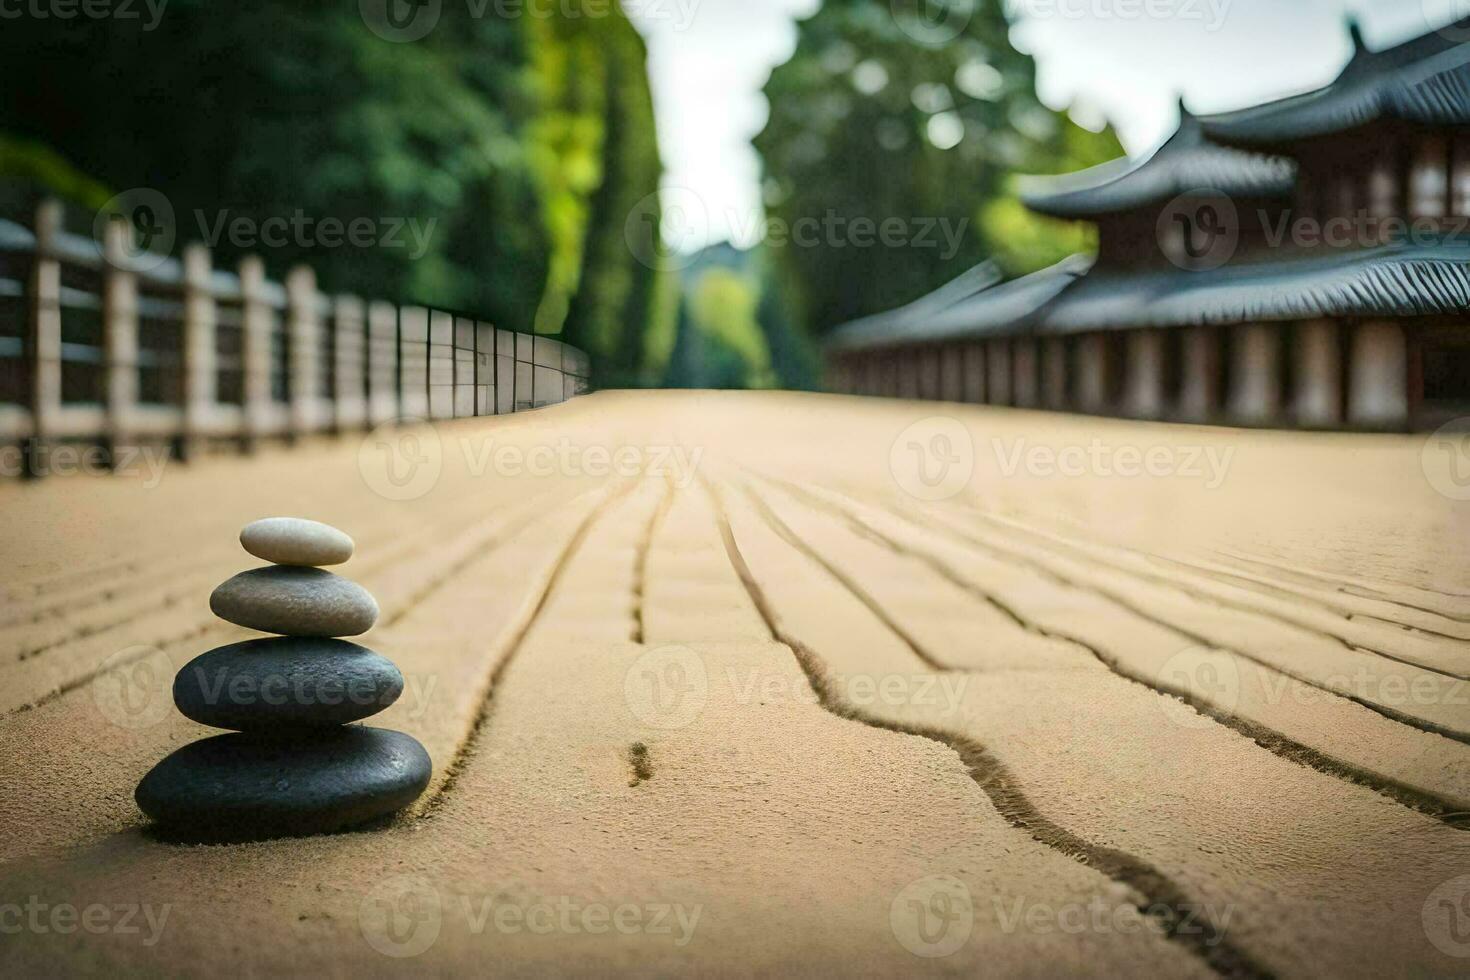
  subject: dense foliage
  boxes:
[756,0,1124,337]
[0,0,666,384]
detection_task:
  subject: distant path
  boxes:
[1,391,1467,977]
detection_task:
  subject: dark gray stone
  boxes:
[210,566,379,637]
[135,727,432,841]
[173,638,404,731]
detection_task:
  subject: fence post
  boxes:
[286,264,319,441]
[23,200,63,477]
[102,217,139,466]
[399,306,429,420]
[180,243,217,460]
[367,301,398,425]
[333,294,366,432]
[239,256,271,451]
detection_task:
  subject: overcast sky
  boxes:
[627,0,1467,250]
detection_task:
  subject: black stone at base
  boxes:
[135,727,431,842]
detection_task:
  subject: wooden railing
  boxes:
[0,201,591,474]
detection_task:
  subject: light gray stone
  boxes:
[240,518,354,567]
[210,567,379,637]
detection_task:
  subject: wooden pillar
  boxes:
[1042,337,1067,410]
[1124,329,1165,419]
[940,346,964,402]
[1012,337,1039,408]
[286,265,320,439]
[180,243,217,460]
[102,216,139,464]
[1228,323,1280,424]
[24,200,62,477]
[239,256,272,449]
[1348,320,1410,429]
[963,343,986,404]
[987,338,1011,406]
[1179,325,1221,422]
[898,349,920,399]
[333,294,367,432]
[919,347,942,400]
[1293,319,1341,427]
[1076,334,1109,413]
[367,301,398,425]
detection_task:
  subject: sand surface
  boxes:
[1,390,1467,977]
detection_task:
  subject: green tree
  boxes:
[982,109,1124,275]
[755,0,1123,336]
[0,0,664,372]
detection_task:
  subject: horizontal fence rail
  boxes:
[0,201,591,475]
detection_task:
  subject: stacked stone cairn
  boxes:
[136,518,431,840]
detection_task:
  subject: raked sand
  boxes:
[0,390,1467,977]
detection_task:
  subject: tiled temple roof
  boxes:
[1036,237,1470,333]
[827,256,1090,351]
[1018,110,1294,220]
[1204,19,1470,147]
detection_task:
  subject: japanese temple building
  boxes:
[826,19,1470,431]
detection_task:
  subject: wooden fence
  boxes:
[0,201,591,475]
